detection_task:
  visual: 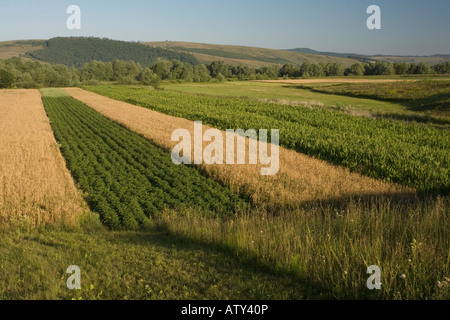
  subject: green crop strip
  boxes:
[41,91,245,229]
[85,85,450,195]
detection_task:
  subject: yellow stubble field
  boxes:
[0,89,86,226]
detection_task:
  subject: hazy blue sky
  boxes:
[0,0,449,55]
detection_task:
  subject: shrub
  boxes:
[0,69,14,88]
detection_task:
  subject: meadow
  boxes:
[165,80,450,124]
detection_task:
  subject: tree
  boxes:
[180,63,194,82]
[299,62,312,78]
[347,63,365,76]
[170,60,185,79]
[393,63,410,75]
[152,60,172,80]
[416,62,434,74]
[434,62,450,74]
[324,63,345,76]
[258,65,280,79]
[193,64,211,82]
[208,61,228,78]
[139,67,161,88]
[310,63,324,77]
[0,69,14,88]
[279,63,299,78]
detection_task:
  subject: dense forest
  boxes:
[1,55,450,89]
[25,37,199,67]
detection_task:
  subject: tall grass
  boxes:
[159,196,449,299]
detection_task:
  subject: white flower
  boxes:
[400,274,407,279]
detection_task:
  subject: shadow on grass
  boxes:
[108,224,332,299]
[290,85,450,126]
[258,190,421,217]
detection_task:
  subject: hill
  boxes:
[289,48,450,65]
[0,40,45,60]
[24,37,199,67]
[144,41,360,67]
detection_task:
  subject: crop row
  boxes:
[41,92,245,229]
[85,85,450,194]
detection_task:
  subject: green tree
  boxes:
[416,62,434,74]
[193,64,211,82]
[310,63,324,77]
[393,63,410,75]
[208,61,228,78]
[434,62,450,74]
[139,67,161,88]
[347,63,365,76]
[0,69,15,88]
[180,63,194,82]
[152,60,173,80]
[299,62,312,78]
[369,61,395,75]
[324,63,345,76]
[279,63,299,78]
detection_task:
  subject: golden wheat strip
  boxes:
[0,89,86,226]
[63,87,415,209]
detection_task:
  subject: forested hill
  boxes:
[25,37,199,67]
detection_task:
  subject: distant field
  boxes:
[300,80,450,118]
[0,40,44,59]
[165,80,409,107]
[0,45,41,59]
[0,89,86,226]
[371,55,450,65]
[144,41,360,67]
[164,81,440,120]
[259,78,419,84]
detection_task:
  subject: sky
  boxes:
[0,0,449,56]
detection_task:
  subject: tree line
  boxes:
[1,56,450,89]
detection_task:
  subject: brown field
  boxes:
[0,90,86,227]
[0,46,41,60]
[144,41,360,67]
[64,88,416,209]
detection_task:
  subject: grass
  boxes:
[300,80,450,118]
[160,196,450,300]
[163,80,450,124]
[1,196,448,300]
[0,221,307,300]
